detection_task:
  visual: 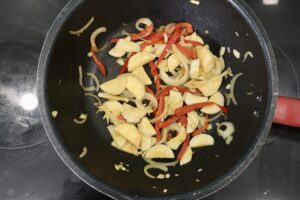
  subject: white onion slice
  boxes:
[90,27,107,52]
[70,17,94,36]
[135,18,153,31]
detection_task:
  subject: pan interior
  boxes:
[43,0,274,198]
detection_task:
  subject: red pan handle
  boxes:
[274,96,300,127]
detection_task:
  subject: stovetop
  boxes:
[0,0,299,199]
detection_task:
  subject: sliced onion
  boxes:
[78,66,97,92]
[229,73,243,105]
[85,93,102,106]
[90,27,107,52]
[144,164,168,179]
[143,93,158,110]
[79,147,88,158]
[135,18,153,31]
[73,114,88,124]
[207,112,223,122]
[144,158,178,167]
[87,73,100,92]
[69,17,94,36]
[160,63,189,86]
[164,23,176,34]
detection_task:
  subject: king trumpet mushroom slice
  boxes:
[107,125,126,148]
[184,93,208,105]
[189,134,215,148]
[112,141,139,156]
[128,52,156,72]
[201,91,225,114]
[100,76,127,95]
[131,66,152,85]
[144,144,175,159]
[125,74,146,100]
[100,100,124,113]
[115,123,142,148]
[141,135,154,152]
[122,103,146,124]
[138,117,156,137]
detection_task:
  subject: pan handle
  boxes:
[273,96,300,127]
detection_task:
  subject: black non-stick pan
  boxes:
[37,0,300,199]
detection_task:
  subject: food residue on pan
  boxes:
[114,162,130,172]
[233,49,241,59]
[235,32,239,37]
[51,110,58,118]
[163,189,168,193]
[197,168,203,172]
[73,113,88,124]
[243,51,254,62]
[79,147,87,158]
[189,0,200,5]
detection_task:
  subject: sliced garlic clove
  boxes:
[122,103,146,124]
[138,117,156,136]
[125,74,146,100]
[107,125,126,148]
[187,111,199,133]
[167,125,187,150]
[100,76,127,95]
[189,134,215,148]
[180,146,192,166]
[128,52,156,72]
[144,144,175,159]
[115,123,142,148]
[201,91,225,114]
[184,93,208,105]
[131,66,152,85]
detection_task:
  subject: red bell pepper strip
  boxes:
[152,29,182,74]
[149,61,161,92]
[130,24,154,41]
[110,24,154,43]
[119,53,136,74]
[177,133,190,160]
[156,86,196,99]
[191,115,208,136]
[116,114,126,122]
[178,115,188,127]
[156,96,165,117]
[175,102,228,116]
[110,38,120,43]
[91,47,107,76]
[145,86,156,97]
[155,122,161,141]
[176,43,197,59]
[158,115,182,129]
[175,22,194,34]
[145,32,165,42]
[184,39,203,46]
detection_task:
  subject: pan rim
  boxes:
[37,0,278,199]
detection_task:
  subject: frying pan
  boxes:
[37,0,300,199]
